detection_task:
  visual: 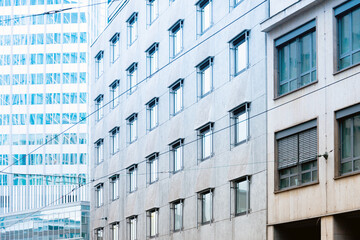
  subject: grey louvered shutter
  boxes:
[278,134,298,169]
[299,128,317,163]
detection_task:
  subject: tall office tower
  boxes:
[90,0,267,239]
[0,0,90,239]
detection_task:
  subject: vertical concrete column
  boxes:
[268,226,274,240]
[321,216,334,240]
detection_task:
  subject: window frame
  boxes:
[146,208,159,238]
[127,215,137,240]
[146,152,159,185]
[170,199,184,232]
[275,119,318,191]
[229,30,249,78]
[95,94,104,122]
[127,12,138,47]
[126,113,138,144]
[109,174,120,201]
[127,63,138,94]
[95,227,104,240]
[169,138,184,174]
[196,57,214,99]
[95,51,104,79]
[197,122,214,162]
[335,103,360,177]
[109,127,120,155]
[127,164,138,193]
[109,80,120,109]
[197,188,214,226]
[147,0,159,26]
[110,222,119,240]
[146,43,159,77]
[146,97,159,131]
[95,138,104,165]
[231,175,250,217]
[95,183,104,208]
[169,78,184,116]
[169,20,184,59]
[229,102,250,147]
[110,33,120,64]
[275,20,317,97]
[196,0,213,36]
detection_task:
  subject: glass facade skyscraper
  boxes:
[0,0,89,239]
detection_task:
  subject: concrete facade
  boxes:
[90,0,268,239]
[262,0,360,239]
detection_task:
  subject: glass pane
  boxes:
[289,41,297,80]
[312,170,318,182]
[352,51,360,65]
[279,83,288,95]
[289,79,297,92]
[300,73,310,87]
[354,159,360,171]
[279,46,288,83]
[300,33,311,74]
[352,8,360,51]
[174,203,182,230]
[202,131,212,159]
[236,181,247,214]
[341,161,352,174]
[354,116,360,157]
[340,13,351,55]
[340,55,351,69]
[202,67,211,95]
[301,172,311,183]
[236,41,246,73]
[280,178,289,189]
[289,175,299,187]
[341,118,352,159]
[235,112,246,143]
[202,193,211,223]
[203,2,211,31]
[312,32,316,69]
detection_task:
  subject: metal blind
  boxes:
[299,127,317,163]
[278,134,298,169]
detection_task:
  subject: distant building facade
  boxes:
[0,0,89,239]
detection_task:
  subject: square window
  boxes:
[232,176,250,216]
[335,3,360,70]
[169,139,184,173]
[197,189,213,225]
[95,139,104,165]
[230,103,250,146]
[196,57,213,98]
[95,228,104,240]
[146,97,159,131]
[109,80,120,108]
[95,184,104,207]
[276,120,318,190]
[110,33,120,63]
[127,63,138,94]
[95,95,104,121]
[146,43,159,77]
[126,113,138,144]
[230,31,248,77]
[127,216,137,240]
[197,123,214,161]
[196,0,212,36]
[127,164,137,193]
[335,104,360,176]
[275,20,316,96]
[170,200,183,231]
[110,175,119,200]
[147,208,159,237]
[169,20,184,59]
[147,0,158,25]
[110,127,120,154]
[95,51,104,79]
[127,13,138,46]
[146,153,159,184]
[110,222,119,240]
[169,79,184,116]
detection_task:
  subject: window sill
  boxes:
[200,220,212,226]
[234,209,251,217]
[232,67,247,79]
[199,90,213,100]
[333,62,360,76]
[148,180,159,185]
[111,197,119,201]
[172,168,183,175]
[233,139,248,148]
[171,109,184,118]
[198,25,213,38]
[273,80,318,101]
[334,170,360,180]
[274,181,319,194]
[200,154,214,162]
